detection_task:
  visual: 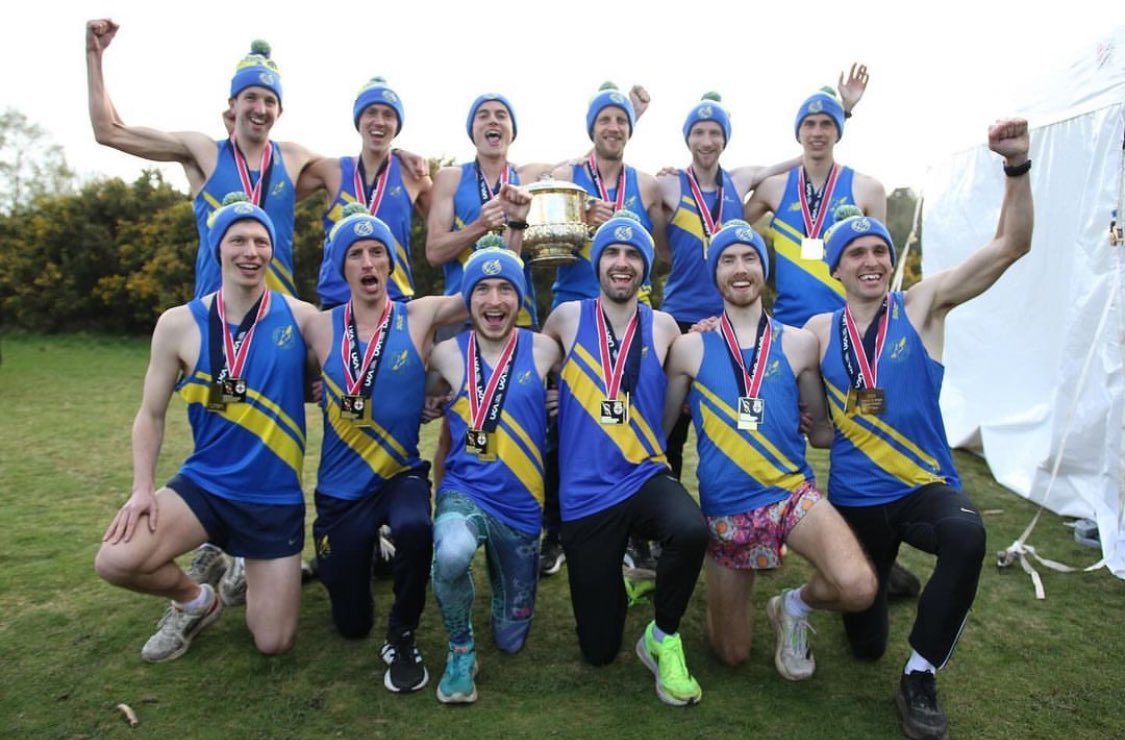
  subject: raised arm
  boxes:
[730,156,801,199]
[86,19,214,192]
[743,173,785,224]
[426,167,490,266]
[907,119,1033,323]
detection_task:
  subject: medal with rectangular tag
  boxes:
[737,396,765,431]
[465,429,496,461]
[800,237,824,260]
[599,394,630,425]
[847,387,886,415]
[208,288,270,414]
[222,377,247,404]
[339,394,372,424]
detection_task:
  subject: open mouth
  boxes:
[485,130,502,144]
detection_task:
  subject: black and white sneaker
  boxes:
[539,532,565,577]
[895,670,949,740]
[380,629,429,693]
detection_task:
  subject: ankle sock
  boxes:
[784,586,812,618]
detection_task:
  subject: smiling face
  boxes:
[832,235,894,299]
[219,219,273,289]
[471,101,513,157]
[714,243,765,309]
[470,277,519,342]
[343,238,392,304]
[357,103,399,153]
[687,120,725,169]
[797,113,839,160]
[592,106,631,161]
[598,243,645,304]
[229,86,281,144]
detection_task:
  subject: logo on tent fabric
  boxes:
[614,225,634,242]
[482,259,502,276]
[808,99,824,113]
[354,220,375,237]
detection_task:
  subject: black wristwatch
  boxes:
[506,219,529,231]
[1003,160,1032,177]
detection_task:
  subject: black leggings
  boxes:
[560,473,708,665]
[836,483,986,668]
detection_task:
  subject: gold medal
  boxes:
[465,429,496,461]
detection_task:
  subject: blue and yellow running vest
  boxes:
[193,140,296,298]
[557,300,668,521]
[689,322,814,516]
[554,163,654,309]
[768,165,856,326]
[446,162,538,328]
[316,302,426,499]
[820,292,960,507]
[441,329,546,536]
[662,169,743,324]
[317,156,415,307]
[176,294,306,504]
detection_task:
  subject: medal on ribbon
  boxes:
[840,299,890,415]
[465,330,518,461]
[353,155,392,216]
[595,298,638,425]
[720,312,772,431]
[685,167,724,260]
[798,164,840,260]
[339,299,393,424]
[230,135,274,207]
[208,289,271,411]
[587,154,626,213]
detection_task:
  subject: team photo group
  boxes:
[86,17,1034,740]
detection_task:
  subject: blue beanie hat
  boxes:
[683,92,731,146]
[466,93,518,142]
[794,90,844,141]
[590,211,654,283]
[208,193,276,263]
[586,83,636,140]
[461,239,526,310]
[708,220,769,283]
[328,203,397,277]
[353,77,404,133]
[229,40,283,105]
[824,207,896,273]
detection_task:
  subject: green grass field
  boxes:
[1,333,1121,738]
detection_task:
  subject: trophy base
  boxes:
[526,244,578,267]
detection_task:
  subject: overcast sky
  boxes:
[6,1,1119,195]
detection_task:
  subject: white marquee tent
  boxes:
[922,26,1125,580]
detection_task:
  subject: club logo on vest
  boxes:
[888,336,909,362]
[354,220,375,237]
[482,259,502,276]
[273,324,296,349]
[389,186,402,197]
[517,369,533,385]
[271,181,286,196]
[391,350,410,372]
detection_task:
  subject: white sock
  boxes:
[904,650,936,675]
[784,586,812,618]
[175,584,211,613]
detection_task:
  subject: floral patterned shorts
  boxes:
[705,481,823,570]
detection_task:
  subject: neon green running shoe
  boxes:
[635,621,702,706]
[624,575,656,606]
